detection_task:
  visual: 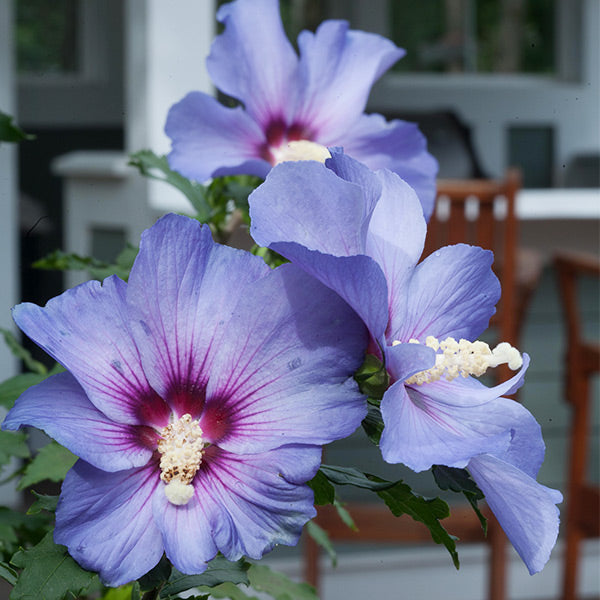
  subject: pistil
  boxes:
[157,413,205,506]
[394,336,523,386]
[272,140,331,165]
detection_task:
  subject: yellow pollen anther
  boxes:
[157,414,205,506]
[398,336,523,386]
[272,140,331,165]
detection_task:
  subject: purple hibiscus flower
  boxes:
[165,0,438,218]
[249,154,561,573]
[2,214,368,586]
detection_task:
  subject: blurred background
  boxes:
[0,1,598,599]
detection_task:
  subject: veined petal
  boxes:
[166,92,270,182]
[127,214,270,417]
[384,341,436,383]
[390,244,500,343]
[152,486,217,575]
[12,276,163,426]
[203,263,368,453]
[250,159,373,256]
[325,152,383,222]
[55,460,163,587]
[379,383,534,471]
[268,243,389,343]
[296,21,404,141]
[2,372,153,472]
[365,169,427,324]
[208,0,298,128]
[340,113,438,220]
[468,453,562,574]
[157,445,319,565]
[421,353,530,406]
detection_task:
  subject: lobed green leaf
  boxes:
[10,532,98,600]
[128,150,211,221]
[18,442,77,491]
[247,564,318,600]
[0,373,50,411]
[0,329,47,375]
[160,557,250,599]
[306,520,337,567]
[307,470,335,506]
[0,112,35,144]
[0,430,30,469]
[432,465,487,534]
[26,493,60,515]
[0,560,18,586]
[319,465,396,491]
[371,475,460,569]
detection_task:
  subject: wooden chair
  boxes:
[554,251,600,600]
[304,170,543,600]
[425,168,542,348]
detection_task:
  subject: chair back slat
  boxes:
[425,169,521,345]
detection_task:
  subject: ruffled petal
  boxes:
[390,244,501,343]
[154,445,319,567]
[250,159,374,256]
[12,276,162,426]
[202,263,367,452]
[364,169,426,330]
[55,460,163,586]
[127,214,270,417]
[207,0,298,128]
[340,113,438,220]
[166,92,270,182]
[325,152,383,223]
[468,453,562,574]
[249,158,389,340]
[296,21,404,141]
[420,353,530,406]
[379,383,534,471]
[269,243,389,343]
[384,341,436,382]
[2,372,153,472]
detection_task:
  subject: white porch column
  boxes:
[126,0,216,213]
[0,0,18,381]
[56,1,217,288]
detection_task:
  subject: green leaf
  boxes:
[87,244,139,282]
[354,354,388,399]
[306,520,337,567]
[0,560,18,585]
[432,465,487,534]
[371,475,460,569]
[0,508,52,560]
[0,430,30,469]
[0,373,49,410]
[0,329,47,375]
[32,246,139,282]
[0,111,34,144]
[10,532,98,600]
[101,584,138,600]
[27,493,59,515]
[32,249,106,272]
[247,564,318,600]
[320,465,396,491]
[361,404,385,445]
[307,470,334,506]
[195,582,256,600]
[18,442,77,490]
[160,557,250,599]
[137,554,171,591]
[333,499,357,532]
[128,150,211,221]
